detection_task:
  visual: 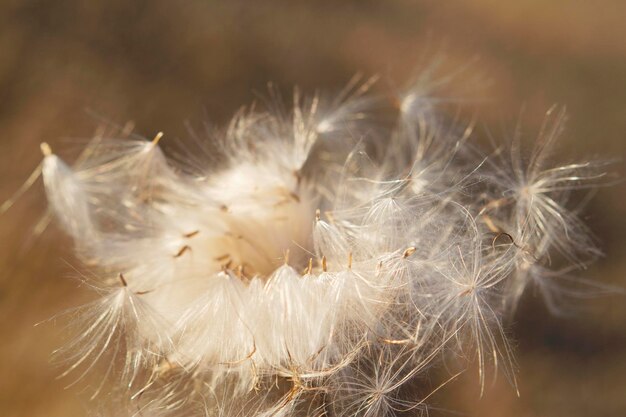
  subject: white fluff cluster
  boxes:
[36,77,608,416]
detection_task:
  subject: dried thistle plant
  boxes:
[8,72,613,416]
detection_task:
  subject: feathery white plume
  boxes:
[11,72,612,416]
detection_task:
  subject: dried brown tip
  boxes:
[403,246,417,258]
[305,258,313,275]
[215,253,230,262]
[284,249,290,265]
[492,232,515,250]
[152,131,164,145]
[347,252,353,269]
[40,142,52,156]
[219,260,233,273]
[118,273,128,287]
[289,191,300,203]
[315,209,321,222]
[174,245,191,258]
[183,230,200,238]
[321,256,327,272]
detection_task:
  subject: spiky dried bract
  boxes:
[35,76,610,416]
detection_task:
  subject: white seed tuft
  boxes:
[13,75,612,416]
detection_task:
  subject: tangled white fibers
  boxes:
[6,72,615,416]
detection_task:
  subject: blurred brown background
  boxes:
[0,1,625,416]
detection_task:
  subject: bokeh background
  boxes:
[1,1,625,416]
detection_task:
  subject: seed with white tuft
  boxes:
[19,75,611,416]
